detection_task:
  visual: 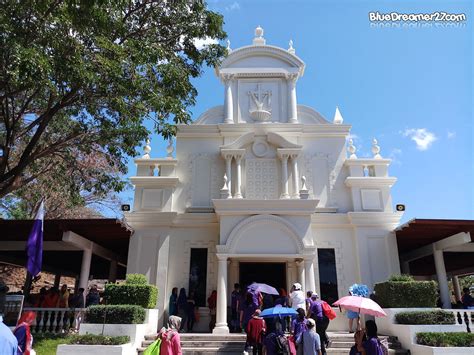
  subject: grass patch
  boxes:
[34,334,69,355]
[33,333,130,354]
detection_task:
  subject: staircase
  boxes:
[137,332,409,355]
[138,333,247,355]
[325,331,409,354]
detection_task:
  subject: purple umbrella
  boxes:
[248,282,279,295]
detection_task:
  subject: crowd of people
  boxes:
[0,282,104,355]
[163,282,390,355]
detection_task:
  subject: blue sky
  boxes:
[120,0,473,223]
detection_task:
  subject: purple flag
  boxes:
[26,200,44,276]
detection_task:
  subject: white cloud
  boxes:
[447,131,456,139]
[402,128,437,151]
[193,37,219,50]
[225,2,240,11]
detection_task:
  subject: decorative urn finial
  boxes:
[372,138,382,159]
[220,173,231,199]
[348,139,357,159]
[253,25,266,45]
[142,138,151,159]
[299,175,310,199]
[288,39,295,54]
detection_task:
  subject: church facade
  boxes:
[125,27,403,332]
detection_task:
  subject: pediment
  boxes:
[217,45,305,77]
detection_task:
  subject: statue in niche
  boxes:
[248,83,272,122]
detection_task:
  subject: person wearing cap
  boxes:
[296,318,321,355]
[245,309,266,355]
[305,291,314,317]
[309,293,329,354]
[289,283,305,310]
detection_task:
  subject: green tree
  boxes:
[0,0,226,200]
[0,145,125,219]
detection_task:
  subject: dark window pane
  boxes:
[189,248,208,307]
[318,248,338,305]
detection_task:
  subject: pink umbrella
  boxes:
[333,295,387,317]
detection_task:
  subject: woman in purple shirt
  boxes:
[291,308,308,355]
[354,320,385,355]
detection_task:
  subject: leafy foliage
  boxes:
[374,280,438,308]
[0,0,226,199]
[416,332,474,347]
[395,310,455,325]
[388,274,415,282]
[0,148,124,218]
[68,334,130,345]
[125,273,148,285]
[85,305,145,324]
[106,274,157,308]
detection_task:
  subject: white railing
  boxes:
[450,309,474,333]
[22,307,86,334]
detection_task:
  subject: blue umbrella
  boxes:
[260,306,298,318]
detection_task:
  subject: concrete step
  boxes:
[328,341,354,348]
[138,332,409,355]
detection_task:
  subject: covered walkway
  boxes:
[395,219,474,308]
[0,218,133,291]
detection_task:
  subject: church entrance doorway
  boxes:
[239,262,287,293]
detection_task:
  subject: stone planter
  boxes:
[375,308,466,354]
[57,343,134,355]
[79,309,158,349]
[410,344,474,354]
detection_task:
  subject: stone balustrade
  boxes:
[22,307,86,334]
[134,158,177,177]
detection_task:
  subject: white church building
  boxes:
[125,27,403,333]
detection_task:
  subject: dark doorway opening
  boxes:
[239,262,286,292]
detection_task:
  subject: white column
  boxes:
[227,260,239,303]
[223,75,233,124]
[453,275,462,303]
[79,249,92,290]
[234,155,243,199]
[280,154,290,199]
[287,74,298,123]
[286,261,295,293]
[214,255,229,334]
[108,260,118,283]
[433,249,450,308]
[290,155,300,198]
[304,258,316,293]
[225,155,233,197]
[296,259,306,292]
